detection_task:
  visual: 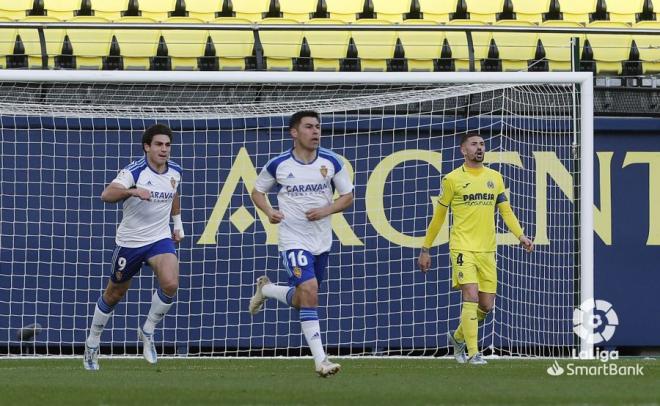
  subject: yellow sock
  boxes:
[477,307,488,323]
[454,324,464,342]
[461,302,479,357]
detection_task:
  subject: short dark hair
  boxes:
[289,110,320,129]
[460,132,484,145]
[142,124,173,152]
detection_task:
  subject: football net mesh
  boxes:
[0,78,582,357]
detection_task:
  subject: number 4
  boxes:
[456,253,464,266]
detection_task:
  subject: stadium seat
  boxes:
[209,17,254,70]
[606,0,644,23]
[184,0,222,21]
[491,20,538,71]
[64,16,112,69]
[632,21,660,73]
[371,0,412,23]
[304,18,351,71]
[231,0,271,22]
[161,17,208,70]
[350,19,398,71]
[0,18,17,68]
[112,17,161,69]
[445,19,492,71]
[43,0,83,19]
[539,21,584,71]
[278,0,317,22]
[509,0,551,23]
[465,0,504,22]
[324,0,364,23]
[417,0,456,22]
[136,0,176,21]
[584,21,632,73]
[0,0,34,20]
[258,18,303,70]
[89,0,129,20]
[397,19,446,71]
[557,0,597,23]
[18,16,65,68]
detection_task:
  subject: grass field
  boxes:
[1,358,658,405]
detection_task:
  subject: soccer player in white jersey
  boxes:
[83,124,184,371]
[249,111,354,377]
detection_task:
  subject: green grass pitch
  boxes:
[1,358,658,405]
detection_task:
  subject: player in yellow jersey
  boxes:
[418,133,533,365]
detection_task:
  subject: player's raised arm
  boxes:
[101,179,150,203]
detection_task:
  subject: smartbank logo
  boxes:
[546,352,645,377]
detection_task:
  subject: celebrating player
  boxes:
[418,132,533,365]
[83,124,184,371]
[249,110,354,377]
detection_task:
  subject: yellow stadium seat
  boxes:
[209,17,254,70]
[0,0,34,20]
[304,18,350,71]
[113,17,161,69]
[18,16,65,68]
[539,21,584,71]
[446,19,492,71]
[231,0,270,22]
[465,0,504,23]
[258,18,303,70]
[606,0,644,23]
[0,18,17,68]
[585,21,632,73]
[89,0,129,20]
[137,0,176,21]
[510,0,550,23]
[558,0,597,23]
[398,19,446,71]
[278,0,317,22]
[632,21,660,73]
[161,17,208,70]
[43,0,81,19]
[417,0,456,22]
[351,19,397,71]
[325,0,363,23]
[64,16,112,69]
[492,21,538,71]
[371,0,411,23]
[184,0,222,21]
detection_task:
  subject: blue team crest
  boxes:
[170,177,176,190]
[115,271,122,281]
[293,266,302,278]
[486,180,495,189]
[320,165,328,178]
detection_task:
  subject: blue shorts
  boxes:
[280,249,329,287]
[109,238,176,283]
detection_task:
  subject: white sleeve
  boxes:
[111,169,135,189]
[332,167,353,196]
[254,167,277,193]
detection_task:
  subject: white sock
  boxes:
[300,307,326,365]
[142,289,174,335]
[86,298,113,348]
[262,284,294,306]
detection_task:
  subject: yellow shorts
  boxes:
[450,250,497,294]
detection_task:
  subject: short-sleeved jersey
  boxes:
[438,164,507,252]
[254,147,353,255]
[111,157,182,248]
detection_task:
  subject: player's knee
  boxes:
[479,303,493,314]
[104,289,125,305]
[160,280,178,297]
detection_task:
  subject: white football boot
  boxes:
[83,342,100,371]
[316,357,341,377]
[468,352,488,365]
[249,275,270,315]
[138,326,158,364]
[447,330,467,364]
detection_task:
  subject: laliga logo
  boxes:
[573,299,619,344]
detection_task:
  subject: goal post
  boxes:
[0,71,593,358]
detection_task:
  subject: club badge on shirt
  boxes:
[171,177,176,190]
[320,165,328,179]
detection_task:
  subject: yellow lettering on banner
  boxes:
[594,152,613,245]
[484,152,524,245]
[623,152,660,245]
[332,157,363,245]
[198,147,277,245]
[366,150,446,248]
[533,152,574,245]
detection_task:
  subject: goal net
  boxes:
[0,71,593,358]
